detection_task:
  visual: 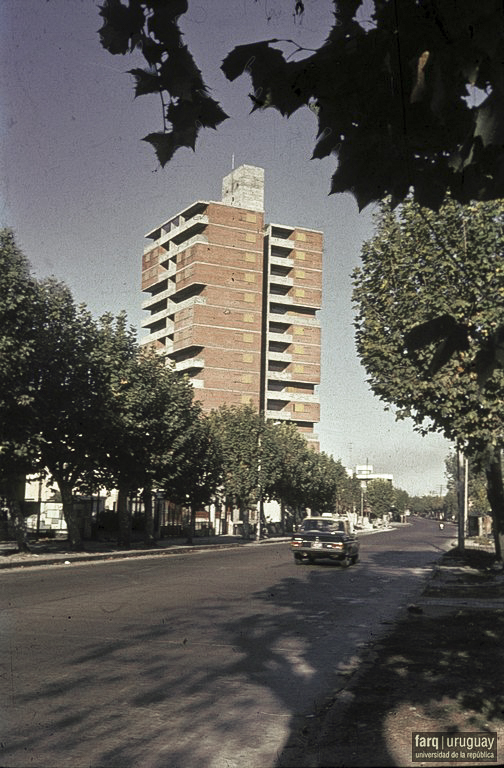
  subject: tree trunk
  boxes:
[154,496,162,540]
[485,451,504,561]
[58,479,83,549]
[5,476,31,552]
[142,486,156,545]
[185,505,196,545]
[241,502,250,539]
[117,486,131,548]
[457,450,466,553]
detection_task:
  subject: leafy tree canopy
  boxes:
[353,195,504,553]
[0,229,42,480]
[366,478,395,518]
[445,451,489,517]
[208,404,263,514]
[353,196,504,458]
[99,0,504,210]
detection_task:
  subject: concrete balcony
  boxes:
[277,313,321,328]
[266,389,290,402]
[141,284,176,310]
[141,308,170,328]
[269,295,294,307]
[145,214,209,252]
[267,371,292,381]
[143,327,171,343]
[269,236,294,251]
[170,214,209,245]
[157,254,178,273]
[287,392,319,404]
[170,233,209,258]
[266,390,319,404]
[270,254,294,268]
[172,295,207,314]
[269,274,293,288]
[265,409,292,421]
[174,357,204,373]
[268,331,293,344]
[268,351,292,363]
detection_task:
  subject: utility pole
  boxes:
[457,449,467,552]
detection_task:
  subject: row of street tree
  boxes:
[95,1,504,560]
[1,229,408,551]
[353,197,504,557]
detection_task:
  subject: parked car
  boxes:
[290,516,360,566]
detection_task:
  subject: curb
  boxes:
[0,537,292,571]
[0,527,408,572]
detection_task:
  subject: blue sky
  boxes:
[0,0,451,495]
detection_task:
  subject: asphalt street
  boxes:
[0,518,452,768]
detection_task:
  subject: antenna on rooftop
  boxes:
[231,153,235,170]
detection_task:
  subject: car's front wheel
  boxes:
[340,556,351,568]
[351,553,359,564]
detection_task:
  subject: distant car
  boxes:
[290,516,360,566]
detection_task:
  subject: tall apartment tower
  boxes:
[141,165,322,447]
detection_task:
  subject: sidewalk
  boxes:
[277,545,504,768]
[0,523,393,570]
[0,533,291,569]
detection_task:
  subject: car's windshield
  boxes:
[301,519,344,533]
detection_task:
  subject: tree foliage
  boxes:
[0,229,43,550]
[208,404,263,535]
[99,0,504,210]
[98,0,228,165]
[0,230,43,479]
[208,404,353,533]
[261,420,311,516]
[353,196,504,453]
[366,478,395,519]
[161,413,222,543]
[445,451,489,517]
[31,282,129,547]
[353,196,504,554]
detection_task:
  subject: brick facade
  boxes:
[141,166,322,447]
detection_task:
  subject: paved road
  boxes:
[0,518,452,768]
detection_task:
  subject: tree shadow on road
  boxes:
[5,541,500,768]
[276,561,504,766]
[1,554,395,767]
